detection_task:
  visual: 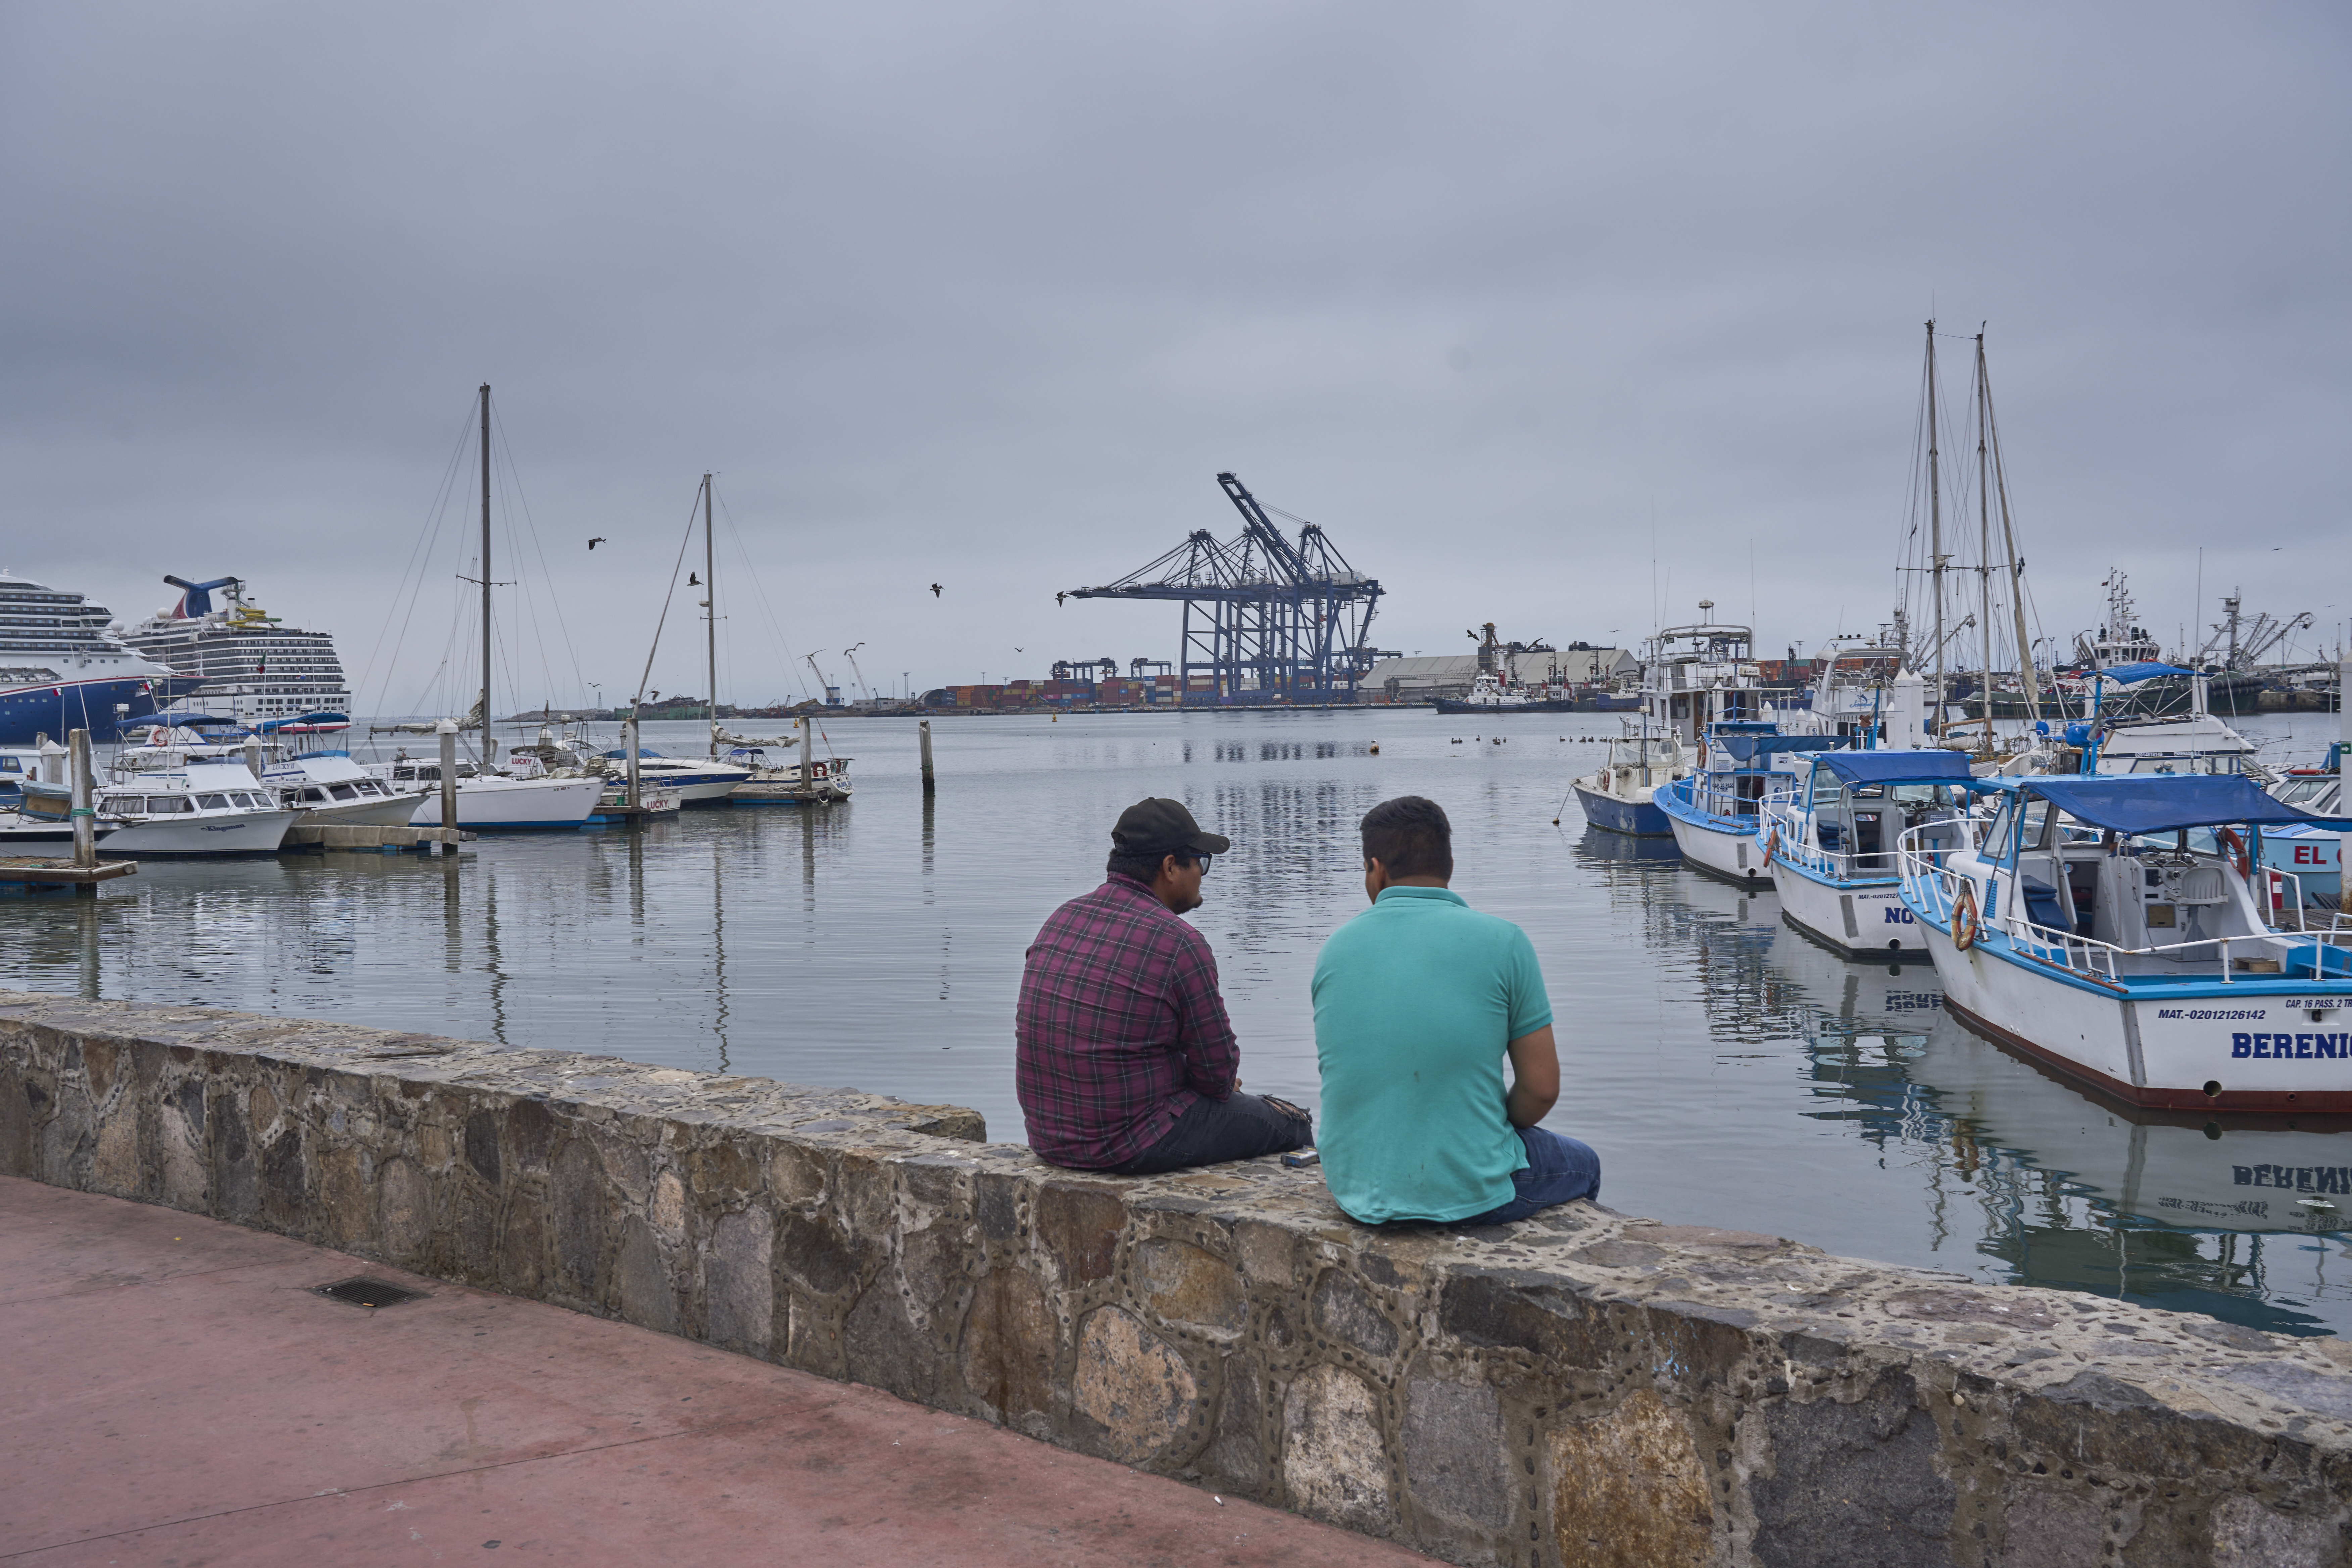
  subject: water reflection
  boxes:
[2,709,2343,1333]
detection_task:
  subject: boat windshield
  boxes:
[2274,776,2338,807]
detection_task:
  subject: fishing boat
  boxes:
[1654,720,1833,884]
[722,722,853,804]
[1897,774,2352,1114]
[1763,749,1976,958]
[6,761,296,856]
[1569,721,1684,837]
[1637,607,1790,746]
[2267,748,2343,898]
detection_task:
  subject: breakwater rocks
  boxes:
[4,990,2351,1567]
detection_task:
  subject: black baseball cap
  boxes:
[1112,797,1230,858]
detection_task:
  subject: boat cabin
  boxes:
[1936,776,2350,981]
[1774,750,1974,877]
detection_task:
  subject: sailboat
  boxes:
[378,386,603,831]
[605,475,753,805]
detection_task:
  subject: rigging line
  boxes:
[633,484,709,708]
[355,399,476,715]
[489,401,587,704]
[713,484,812,705]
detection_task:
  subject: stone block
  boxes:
[505,1098,556,1170]
[1203,1353,1267,1493]
[260,1125,307,1228]
[0,1073,40,1175]
[319,1145,367,1246]
[962,1267,1057,1423]
[1750,1374,1953,1568]
[551,1138,606,1297]
[704,1208,774,1355]
[1073,1306,1199,1464]
[777,1210,862,1296]
[1437,1266,1595,1365]
[1549,1387,1711,1568]
[1999,1484,2104,1568]
[376,1156,431,1263]
[463,1107,501,1187]
[616,1216,679,1335]
[1137,1239,1245,1339]
[1281,1364,1395,1532]
[1404,1375,1508,1531]
[91,1100,140,1197]
[846,1268,950,1406]
[498,1200,547,1294]
[2210,1494,2344,1565]
[1037,1180,1125,1288]
[1311,1270,1399,1359]
[650,1169,688,1244]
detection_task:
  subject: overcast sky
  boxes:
[3,2,2344,711]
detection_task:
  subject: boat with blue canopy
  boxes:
[1763,748,1976,958]
[1898,773,2352,1115]
[1654,721,1844,884]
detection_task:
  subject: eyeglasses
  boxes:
[1182,852,1213,875]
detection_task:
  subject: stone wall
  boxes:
[4,989,2351,1567]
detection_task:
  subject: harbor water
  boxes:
[3,708,2347,1334]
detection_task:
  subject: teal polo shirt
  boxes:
[1310,885,1553,1224]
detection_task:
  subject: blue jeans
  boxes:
[1458,1126,1602,1225]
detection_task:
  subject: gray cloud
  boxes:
[3,2,2344,709]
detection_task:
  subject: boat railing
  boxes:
[1897,827,2351,985]
[1761,798,1892,881]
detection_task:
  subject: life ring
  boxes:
[1764,826,1781,866]
[1952,882,1980,952]
[2217,826,2252,880]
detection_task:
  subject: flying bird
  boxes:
[1056,591,1067,606]
[587,537,606,550]
[929,583,942,597]
[688,572,700,586]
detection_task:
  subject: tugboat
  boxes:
[1898,773,2352,1113]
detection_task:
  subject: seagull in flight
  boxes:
[1056,591,1067,606]
[587,537,606,550]
[929,583,943,597]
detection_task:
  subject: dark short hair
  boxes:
[1108,848,1175,883]
[1361,796,1452,880]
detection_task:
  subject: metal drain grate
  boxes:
[315,1276,426,1309]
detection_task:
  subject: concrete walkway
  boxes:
[0,1176,1434,1566]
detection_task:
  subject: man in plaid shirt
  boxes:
[1017,798,1313,1173]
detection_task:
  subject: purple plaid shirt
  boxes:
[1015,874,1241,1169]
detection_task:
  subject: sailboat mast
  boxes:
[702,473,718,760]
[479,383,492,754]
[1974,332,1993,731]
[1925,320,1945,740]
[1981,351,2039,720]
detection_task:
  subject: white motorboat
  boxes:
[1898,773,2352,1115]
[374,760,603,832]
[263,752,424,827]
[1637,608,1781,746]
[599,747,751,805]
[7,761,295,856]
[1653,720,1817,884]
[1764,748,1976,959]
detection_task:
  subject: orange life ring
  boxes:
[2217,826,2252,881]
[1764,826,1781,866]
[1952,882,1980,952]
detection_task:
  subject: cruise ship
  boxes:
[120,575,353,726]
[0,571,184,745]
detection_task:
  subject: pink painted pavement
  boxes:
[0,1175,1435,1566]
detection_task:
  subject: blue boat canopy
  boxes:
[1812,749,1973,787]
[603,747,673,759]
[255,711,349,733]
[1714,731,1850,764]
[2021,774,2352,834]
[2096,662,2196,686]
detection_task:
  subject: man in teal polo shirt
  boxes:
[1310,795,1600,1225]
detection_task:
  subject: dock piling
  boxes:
[436,718,459,845]
[919,720,935,795]
[67,729,94,877]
